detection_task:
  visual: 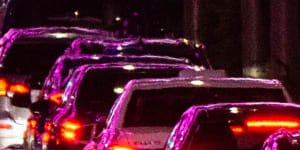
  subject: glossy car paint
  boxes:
[0,26,112,148]
[166,102,300,150]
[94,77,293,150]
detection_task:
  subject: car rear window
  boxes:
[123,87,286,127]
[74,68,182,116]
[1,39,70,75]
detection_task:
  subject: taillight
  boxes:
[0,124,11,129]
[61,120,81,141]
[49,93,63,104]
[42,132,51,142]
[109,146,135,150]
[28,120,37,135]
[0,78,29,95]
[9,84,29,94]
[245,118,300,133]
[230,126,244,134]
[44,122,53,131]
[247,120,299,128]
[29,120,37,128]
[0,78,8,96]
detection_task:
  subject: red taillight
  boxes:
[42,132,51,142]
[0,124,11,129]
[49,93,63,104]
[61,120,81,141]
[109,146,135,150]
[9,84,29,94]
[29,120,37,128]
[44,122,53,131]
[247,120,299,128]
[230,126,244,134]
[0,78,8,96]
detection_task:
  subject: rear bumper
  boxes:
[0,119,27,148]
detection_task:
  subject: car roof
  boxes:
[126,77,284,90]
[1,26,112,41]
[65,37,210,68]
[186,102,300,115]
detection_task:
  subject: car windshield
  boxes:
[4,0,183,37]
[74,68,183,116]
[123,87,286,127]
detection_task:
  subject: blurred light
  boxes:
[247,120,299,128]
[49,33,69,39]
[230,126,244,134]
[42,132,50,142]
[115,16,121,22]
[0,124,11,129]
[117,46,123,51]
[123,65,135,70]
[109,146,134,150]
[230,107,239,114]
[63,121,81,130]
[183,38,189,45]
[92,55,100,60]
[74,10,79,17]
[49,93,63,104]
[243,66,265,78]
[195,43,200,48]
[190,80,204,86]
[0,78,8,96]
[193,65,205,72]
[9,84,29,94]
[113,87,124,94]
[62,131,76,140]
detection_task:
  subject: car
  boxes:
[165,102,300,150]
[0,27,112,148]
[87,77,293,150]
[261,128,300,150]
[23,54,195,149]
[64,37,210,69]
[24,60,199,150]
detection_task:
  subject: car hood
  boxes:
[113,127,172,149]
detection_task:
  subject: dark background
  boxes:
[1,0,299,100]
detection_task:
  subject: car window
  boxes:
[123,87,286,127]
[1,39,70,75]
[74,68,183,116]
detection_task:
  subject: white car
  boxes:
[86,76,293,150]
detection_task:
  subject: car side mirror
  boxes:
[11,93,32,108]
[30,100,51,116]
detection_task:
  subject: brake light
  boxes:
[61,120,81,141]
[230,126,244,134]
[247,120,299,128]
[42,132,51,142]
[0,124,11,129]
[44,122,53,131]
[29,120,37,128]
[49,93,63,104]
[109,146,135,150]
[0,78,8,96]
[9,84,29,94]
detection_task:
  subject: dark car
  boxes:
[23,54,194,149]
[166,102,300,150]
[261,129,300,150]
[26,60,197,150]
[64,37,210,69]
[0,27,111,148]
